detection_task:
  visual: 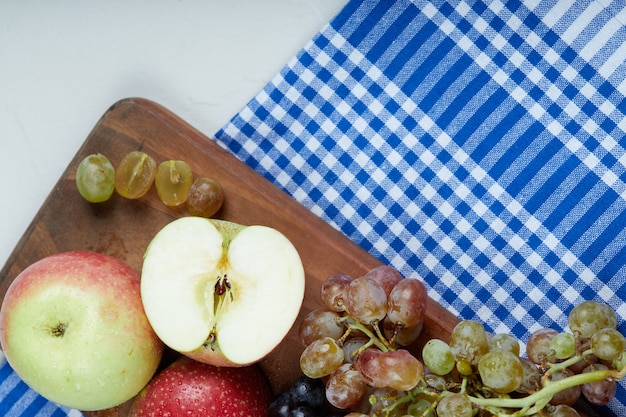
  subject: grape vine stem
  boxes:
[467,366,626,416]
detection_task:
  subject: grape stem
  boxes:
[338,316,391,353]
[467,365,626,416]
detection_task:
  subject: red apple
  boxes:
[129,356,273,416]
[0,250,164,411]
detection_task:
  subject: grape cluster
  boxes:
[299,266,428,413]
[299,266,626,417]
[269,375,345,417]
[75,152,224,216]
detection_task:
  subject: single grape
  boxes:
[289,375,325,410]
[269,392,290,417]
[422,339,455,376]
[590,327,625,361]
[345,276,387,324]
[75,153,115,203]
[436,393,472,417]
[383,316,422,346]
[526,328,558,365]
[368,387,406,416]
[114,151,156,199]
[549,369,581,406]
[548,405,581,417]
[488,333,520,355]
[355,348,385,388]
[325,363,367,409]
[516,357,542,394]
[550,332,576,360]
[321,273,352,312]
[568,300,617,338]
[478,350,523,393]
[342,337,369,363]
[425,374,447,391]
[449,320,489,375]
[187,177,224,217]
[386,278,428,328]
[613,350,626,371]
[154,160,193,206]
[288,406,317,417]
[299,337,344,379]
[377,349,423,391]
[298,309,345,346]
[364,265,403,296]
[581,363,617,406]
[407,395,436,417]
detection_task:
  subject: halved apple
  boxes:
[141,217,305,366]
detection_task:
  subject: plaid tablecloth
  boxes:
[3,0,626,415]
[216,0,626,414]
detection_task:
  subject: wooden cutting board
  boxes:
[0,97,459,416]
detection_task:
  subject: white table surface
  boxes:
[0,1,348,270]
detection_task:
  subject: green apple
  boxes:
[141,216,305,366]
[0,251,164,411]
[129,356,272,416]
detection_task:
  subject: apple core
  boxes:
[141,217,306,366]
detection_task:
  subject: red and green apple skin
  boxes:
[0,250,164,411]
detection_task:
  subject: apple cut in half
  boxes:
[141,217,305,366]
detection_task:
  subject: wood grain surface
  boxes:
[0,98,459,416]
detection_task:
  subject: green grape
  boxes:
[488,333,520,355]
[155,160,193,206]
[613,350,626,371]
[548,405,581,417]
[449,320,489,375]
[187,177,224,217]
[436,393,472,417]
[407,395,435,416]
[478,350,523,393]
[590,327,625,361]
[568,300,617,338]
[549,332,576,360]
[75,153,115,203]
[422,338,455,376]
[114,151,156,199]
[299,336,344,379]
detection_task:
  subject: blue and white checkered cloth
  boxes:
[0,353,81,416]
[3,0,626,415]
[216,0,626,414]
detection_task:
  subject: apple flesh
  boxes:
[129,356,272,416]
[0,251,164,411]
[141,217,305,366]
